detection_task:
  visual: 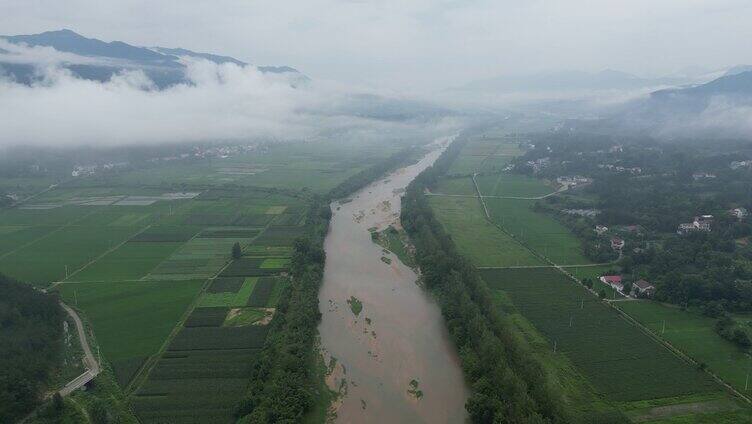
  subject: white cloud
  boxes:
[2,0,752,91]
[0,46,457,148]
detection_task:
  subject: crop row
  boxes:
[247,277,276,307]
[207,277,245,293]
[168,326,269,351]
[184,307,229,327]
[480,268,719,401]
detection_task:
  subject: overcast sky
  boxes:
[2,0,752,92]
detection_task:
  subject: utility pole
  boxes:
[74,289,78,306]
[746,372,749,391]
[65,265,68,278]
[581,299,584,309]
[553,340,557,353]
[661,320,666,335]
[569,315,573,328]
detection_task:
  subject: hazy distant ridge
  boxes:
[0,29,303,87]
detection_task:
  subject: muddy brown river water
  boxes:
[317,139,469,423]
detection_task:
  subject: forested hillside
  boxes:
[0,274,64,422]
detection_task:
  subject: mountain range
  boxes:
[0,29,303,88]
[560,69,752,139]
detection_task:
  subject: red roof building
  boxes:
[611,237,625,250]
[600,275,623,290]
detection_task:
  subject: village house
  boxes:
[597,164,642,174]
[562,208,600,217]
[556,176,592,187]
[594,225,608,235]
[677,215,713,234]
[633,280,656,297]
[730,160,752,170]
[692,172,716,180]
[600,275,623,291]
[610,237,625,251]
[526,157,550,174]
[730,207,749,220]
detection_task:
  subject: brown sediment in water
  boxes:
[317,137,469,423]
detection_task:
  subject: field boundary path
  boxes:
[58,301,100,396]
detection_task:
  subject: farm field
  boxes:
[423,134,752,421]
[480,268,720,402]
[132,272,287,422]
[475,173,554,198]
[445,137,521,176]
[430,176,476,195]
[428,196,544,267]
[485,198,592,265]
[446,155,486,176]
[57,280,205,386]
[459,137,506,156]
[0,138,414,422]
[617,301,752,395]
[477,155,514,174]
[71,241,183,282]
[0,223,142,285]
[68,139,405,194]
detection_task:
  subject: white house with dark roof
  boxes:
[633,280,655,297]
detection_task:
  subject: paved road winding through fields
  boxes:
[58,302,100,396]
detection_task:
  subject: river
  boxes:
[317,138,469,423]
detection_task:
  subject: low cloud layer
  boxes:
[656,96,752,139]
[0,44,457,148]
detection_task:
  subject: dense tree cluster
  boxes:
[0,273,64,422]
[401,136,578,423]
[715,315,752,350]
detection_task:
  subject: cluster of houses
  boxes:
[599,275,656,297]
[597,163,643,174]
[71,162,128,177]
[526,157,550,174]
[563,208,600,218]
[556,175,592,188]
[692,172,716,180]
[730,207,749,220]
[145,144,259,164]
[730,160,752,170]
[593,225,627,251]
[677,215,713,234]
